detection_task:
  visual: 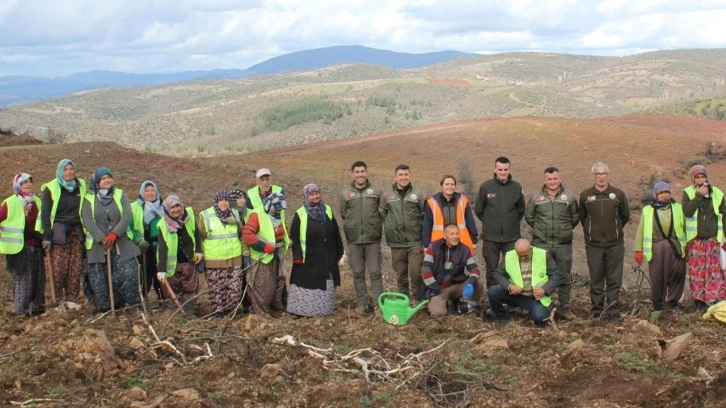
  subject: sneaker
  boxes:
[607,314,621,326]
[556,305,576,321]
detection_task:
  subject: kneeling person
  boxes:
[489,238,562,326]
[421,224,484,317]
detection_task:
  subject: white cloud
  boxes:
[0,0,724,76]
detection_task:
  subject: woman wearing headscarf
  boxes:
[156,195,203,305]
[242,191,290,315]
[634,182,687,316]
[198,190,244,316]
[130,181,165,299]
[0,174,44,316]
[81,167,140,312]
[230,188,251,268]
[37,159,87,303]
[287,184,344,317]
[682,164,726,311]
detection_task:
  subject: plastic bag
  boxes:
[703,301,726,323]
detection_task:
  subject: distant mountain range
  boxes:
[0,45,473,106]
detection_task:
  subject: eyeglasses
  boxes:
[593,172,609,177]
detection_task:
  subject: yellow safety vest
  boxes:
[684,186,723,243]
[295,205,333,262]
[0,195,41,255]
[35,178,87,233]
[248,209,290,264]
[504,247,551,307]
[641,204,686,262]
[247,185,287,228]
[83,189,133,250]
[157,207,196,277]
[199,207,242,261]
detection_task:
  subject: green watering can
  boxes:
[377,292,429,326]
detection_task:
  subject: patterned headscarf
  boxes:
[162,194,188,233]
[229,188,248,218]
[12,173,34,213]
[262,192,287,218]
[214,190,232,220]
[90,167,114,205]
[303,183,327,223]
[55,159,77,193]
[137,180,165,224]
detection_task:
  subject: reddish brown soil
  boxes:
[1,115,725,407]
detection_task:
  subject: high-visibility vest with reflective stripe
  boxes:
[249,209,290,264]
[504,247,551,307]
[427,195,474,252]
[199,207,242,261]
[642,204,686,262]
[295,205,333,262]
[247,185,287,228]
[0,195,41,255]
[157,207,196,277]
[35,178,87,233]
[83,189,133,250]
[684,186,723,243]
[130,201,144,242]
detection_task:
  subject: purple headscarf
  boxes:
[214,190,232,220]
[303,183,327,223]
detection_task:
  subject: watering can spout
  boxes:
[406,300,429,320]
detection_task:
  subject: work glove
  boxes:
[429,288,440,298]
[42,240,52,253]
[103,232,118,249]
[293,258,303,265]
[634,251,644,264]
[137,239,150,251]
[195,259,205,273]
[157,272,167,282]
[263,243,275,254]
[462,283,475,300]
[243,256,251,268]
[193,253,203,265]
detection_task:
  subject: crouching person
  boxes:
[421,223,484,317]
[488,238,562,326]
[156,195,203,305]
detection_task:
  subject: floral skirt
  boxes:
[686,237,726,304]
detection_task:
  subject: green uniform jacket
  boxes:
[339,180,383,244]
[379,183,425,248]
[525,185,579,248]
[579,184,630,247]
[474,175,525,243]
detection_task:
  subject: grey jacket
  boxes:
[81,190,140,264]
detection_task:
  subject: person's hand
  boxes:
[635,251,644,264]
[338,253,348,267]
[193,253,203,264]
[508,284,522,295]
[429,288,440,298]
[263,243,275,254]
[157,272,167,282]
[293,258,303,265]
[533,287,545,300]
[42,240,52,253]
[696,183,709,196]
[103,232,118,249]
[137,239,150,251]
[462,283,474,300]
[243,256,250,268]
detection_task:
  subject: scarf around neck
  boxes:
[302,183,327,223]
[56,159,78,193]
[162,194,188,233]
[137,180,165,224]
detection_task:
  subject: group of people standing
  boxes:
[2,157,724,324]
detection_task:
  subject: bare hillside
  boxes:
[2,50,726,156]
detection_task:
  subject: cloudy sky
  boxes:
[1,0,724,77]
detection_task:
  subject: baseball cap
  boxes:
[256,168,272,178]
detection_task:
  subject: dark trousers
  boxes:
[546,244,573,306]
[138,246,162,299]
[482,240,515,288]
[488,285,551,325]
[649,239,686,310]
[585,243,624,317]
[391,246,424,300]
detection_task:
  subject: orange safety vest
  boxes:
[427,195,474,253]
